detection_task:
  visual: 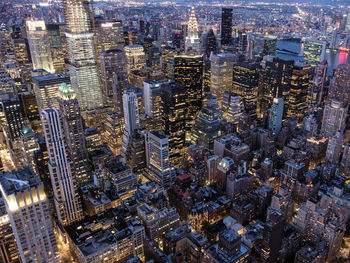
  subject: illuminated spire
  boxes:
[185,6,201,53]
[187,6,199,40]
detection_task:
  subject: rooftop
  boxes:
[0,167,42,195]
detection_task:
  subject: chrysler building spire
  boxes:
[185,6,201,53]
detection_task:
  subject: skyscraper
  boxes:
[160,81,187,166]
[46,23,66,73]
[259,57,294,115]
[221,8,233,46]
[125,45,147,75]
[121,89,140,157]
[190,94,221,149]
[302,39,326,67]
[185,7,200,54]
[63,0,103,110]
[174,53,203,140]
[309,60,327,107]
[26,20,55,73]
[287,62,313,121]
[0,167,60,263]
[325,131,343,164]
[232,61,260,118]
[58,83,90,185]
[32,73,70,110]
[329,64,350,105]
[95,19,124,54]
[100,49,128,109]
[210,53,235,107]
[321,99,347,138]
[41,108,83,226]
[1,98,24,140]
[145,130,173,186]
[204,29,217,58]
[269,98,284,138]
[0,199,20,263]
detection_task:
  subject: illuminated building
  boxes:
[190,94,221,149]
[329,64,350,105]
[103,156,138,200]
[321,99,347,138]
[269,98,284,139]
[236,30,248,54]
[221,8,233,46]
[161,46,177,76]
[41,108,83,226]
[103,111,124,156]
[25,20,54,73]
[248,34,277,58]
[147,46,161,70]
[137,204,180,242]
[11,37,30,67]
[85,127,103,152]
[159,81,187,166]
[210,53,235,107]
[1,98,24,140]
[121,89,140,158]
[143,79,168,119]
[302,114,318,137]
[267,185,294,223]
[308,60,327,107]
[123,128,146,172]
[20,126,39,169]
[80,184,121,216]
[203,230,250,263]
[95,19,124,55]
[46,23,65,73]
[0,167,60,263]
[287,62,313,121]
[100,49,128,110]
[18,91,40,123]
[32,73,70,110]
[259,57,294,115]
[0,199,19,263]
[325,131,343,164]
[203,60,211,95]
[143,79,169,130]
[145,130,175,186]
[58,83,90,185]
[66,209,145,263]
[302,39,326,67]
[63,0,103,110]
[174,53,203,140]
[125,45,146,75]
[225,94,246,128]
[185,7,200,54]
[232,62,260,118]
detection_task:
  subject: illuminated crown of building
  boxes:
[187,6,199,41]
[58,82,76,100]
[185,7,201,53]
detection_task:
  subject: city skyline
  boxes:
[0,0,349,262]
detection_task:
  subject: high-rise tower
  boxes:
[41,108,83,226]
[185,7,201,54]
[26,20,55,73]
[0,167,60,263]
[221,8,233,46]
[58,83,90,185]
[63,0,103,110]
